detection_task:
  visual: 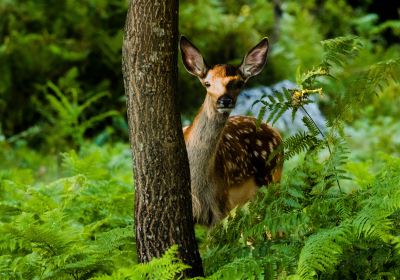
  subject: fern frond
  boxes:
[257,88,294,125]
[299,67,330,88]
[320,36,362,69]
[132,245,190,280]
[352,170,400,242]
[283,131,322,159]
[297,226,352,278]
[256,106,266,128]
[206,256,265,280]
[301,116,320,137]
[79,91,110,112]
[80,110,119,131]
[93,227,134,254]
[61,150,108,180]
[351,58,400,98]
[46,81,74,115]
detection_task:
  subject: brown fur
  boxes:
[227,178,258,210]
[216,116,282,187]
[183,112,283,226]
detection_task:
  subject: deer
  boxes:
[180,36,283,227]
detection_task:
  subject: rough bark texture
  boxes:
[122,0,203,277]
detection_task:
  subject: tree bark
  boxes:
[122,0,203,277]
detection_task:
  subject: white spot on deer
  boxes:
[244,138,250,144]
[269,142,274,151]
[226,161,235,171]
[253,151,259,157]
[261,150,267,158]
[272,138,277,145]
[226,133,233,139]
[256,139,262,146]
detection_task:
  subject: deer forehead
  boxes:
[205,65,241,80]
[204,65,242,96]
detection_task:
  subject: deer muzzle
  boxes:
[216,95,234,113]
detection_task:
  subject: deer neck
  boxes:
[185,94,229,224]
[186,95,228,167]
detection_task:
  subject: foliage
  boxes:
[92,245,190,280]
[0,0,127,139]
[36,69,118,149]
[0,144,135,279]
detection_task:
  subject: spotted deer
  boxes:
[180,36,283,226]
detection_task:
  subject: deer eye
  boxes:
[204,82,211,88]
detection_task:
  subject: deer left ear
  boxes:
[180,36,208,78]
[239,38,269,79]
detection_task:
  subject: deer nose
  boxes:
[217,96,234,108]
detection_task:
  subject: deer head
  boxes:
[180,36,269,114]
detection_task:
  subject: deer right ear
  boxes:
[239,38,269,79]
[180,36,208,78]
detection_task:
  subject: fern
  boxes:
[283,131,321,160]
[0,144,135,279]
[254,88,294,125]
[206,256,265,280]
[296,36,362,89]
[37,80,118,148]
[320,36,362,69]
[297,67,330,89]
[204,153,400,279]
[133,245,190,280]
[301,116,320,137]
[349,58,400,106]
[91,245,190,280]
[297,226,352,278]
[295,159,400,278]
[329,58,400,126]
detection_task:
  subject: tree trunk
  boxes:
[122,0,203,277]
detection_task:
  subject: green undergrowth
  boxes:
[202,153,400,279]
[1,140,399,279]
[0,143,136,279]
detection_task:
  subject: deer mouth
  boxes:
[216,107,233,114]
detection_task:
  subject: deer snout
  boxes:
[216,95,234,109]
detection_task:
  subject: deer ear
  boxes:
[180,36,208,78]
[239,38,269,79]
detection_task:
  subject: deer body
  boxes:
[180,37,283,226]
